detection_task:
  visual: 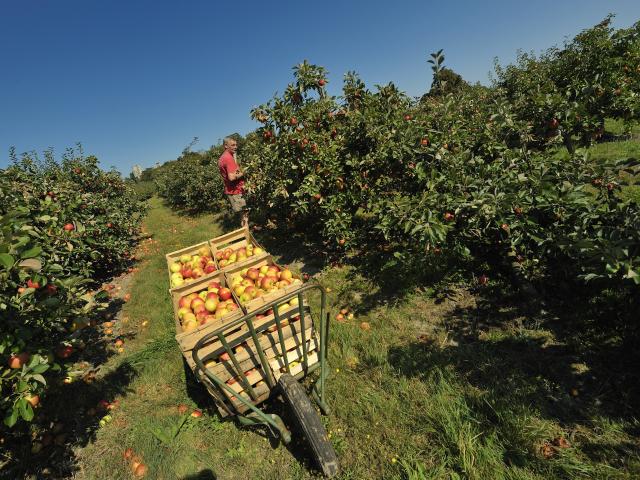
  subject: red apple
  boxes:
[191,268,204,279]
[260,277,275,290]
[218,288,232,301]
[246,268,260,280]
[193,304,207,315]
[63,223,75,231]
[244,286,257,298]
[206,291,219,301]
[205,298,218,312]
[178,296,193,309]
[56,345,74,359]
[190,298,205,312]
[8,352,30,369]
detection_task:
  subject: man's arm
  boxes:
[225,155,244,181]
[228,168,244,181]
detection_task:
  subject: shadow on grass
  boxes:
[0,362,138,479]
[386,284,640,473]
[182,365,328,478]
[181,469,217,480]
[0,269,148,479]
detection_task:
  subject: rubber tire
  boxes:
[278,373,339,478]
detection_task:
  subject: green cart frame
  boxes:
[191,283,339,477]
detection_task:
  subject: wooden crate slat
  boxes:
[269,336,320,370]
[229,351,320,399]
[201,326,318,382]
[184,309,311,370]
[273,351,320,381]
[224,352,320,401]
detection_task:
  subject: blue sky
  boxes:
[1,1,639,175]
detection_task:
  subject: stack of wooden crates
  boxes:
[166,227,320,416]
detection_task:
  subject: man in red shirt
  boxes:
[218,137,248,229]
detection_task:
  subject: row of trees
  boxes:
[0,148,145,427]
[236,18,639,293]
[155,18,639,303]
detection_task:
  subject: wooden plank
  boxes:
[202,327,318,382]
[210,355,320,415]
[208,227,248,247]
[225,351,320,398]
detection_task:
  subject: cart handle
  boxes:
[190,282,330,418]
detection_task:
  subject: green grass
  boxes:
[66,197,640,479]
[604,119,640,137]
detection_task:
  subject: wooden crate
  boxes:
[224,256,305,314]
[172,273,243,353]
[165,242,219,291]
[192,310,320,414]
[208,227,268,271]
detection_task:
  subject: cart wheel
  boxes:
[278,374,339,478]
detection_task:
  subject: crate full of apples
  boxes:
[209,227,268,270]
[166,242,218,290]
[172,273,242,347]
[224,256,304,314]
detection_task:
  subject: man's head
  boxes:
[223,137,238,154]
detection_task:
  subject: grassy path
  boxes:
[73,197,639,479]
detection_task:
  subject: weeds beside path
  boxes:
[70,197,639,480]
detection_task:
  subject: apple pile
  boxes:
[169,246,217,288]
[177,280,239,332]
[228,264,302,304]
[215,243,265,268]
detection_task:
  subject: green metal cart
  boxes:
[190,283,339,477]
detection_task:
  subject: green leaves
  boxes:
[0,150,144,428]
[0,253,14,269]
[20,246,42,259]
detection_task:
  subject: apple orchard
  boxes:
[1,16,639,441]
